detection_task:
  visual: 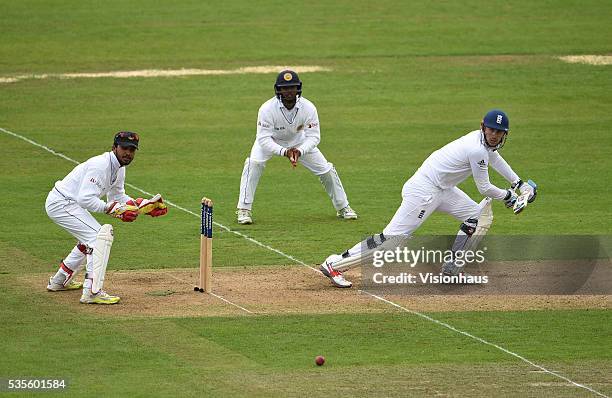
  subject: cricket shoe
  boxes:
[441,261,474,277]
[441,262,478,284]
[320,255,352,288]
[47,278,83,291]
[80,289,121,305]
[337,205,358,220]
[236,209,253,225]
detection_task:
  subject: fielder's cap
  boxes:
[113,131,139,149]
[275,70,301,87]
[483,110,509,132]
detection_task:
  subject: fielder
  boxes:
[236,69,358,224]
[320,110,538,287]
[45,131,168,304]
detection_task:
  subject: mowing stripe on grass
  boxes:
[2,126,607,398]
[0,65,331,84]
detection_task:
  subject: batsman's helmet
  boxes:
[481,110,509,150]
[482,109,509,132]
[274,70,302,98]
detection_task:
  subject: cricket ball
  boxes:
[315,355,325,366]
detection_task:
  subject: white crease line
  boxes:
[2,126,607,398]
[161,271,255,314]
[359,290,609,398]
[0,65,332,84]
[209,292,255,314]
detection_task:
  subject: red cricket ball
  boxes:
[315,355,325,366]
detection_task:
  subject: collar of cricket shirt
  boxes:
[109,151,121,185]
[278,97,301,124]
[109,151,122,168]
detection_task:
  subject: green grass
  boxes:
[1,280,610,396]
[0,0,611,396]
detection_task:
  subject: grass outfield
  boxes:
[1,1,611,397]
[2,280,611,396]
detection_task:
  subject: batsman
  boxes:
[320,110,538,288]
[45,131,168,304]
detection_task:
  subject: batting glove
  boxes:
[518,179,538,203]
[503,189,518,208]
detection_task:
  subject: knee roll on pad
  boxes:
[366,233,387,250]
[77,242,92,255]
[460,218,478,236]
[334,234,407,273]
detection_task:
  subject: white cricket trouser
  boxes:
[45,188,101,276]
[382,175,482,236]
[237,140,349,210]
[342,175,483,259]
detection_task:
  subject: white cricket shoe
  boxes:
[337,205,358,220]
[80,289,121,304]
[441,261,473,277]
[236,209,253,225]
[320,254,353,288]
[441,262,479,284]
[47,278,83,291]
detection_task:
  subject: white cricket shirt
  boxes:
[415,130,520,199]
[255,96,321,156]
[51,151,132,213]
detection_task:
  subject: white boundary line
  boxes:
[2,126,608,397]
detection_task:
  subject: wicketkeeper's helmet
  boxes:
[274,70,302,98]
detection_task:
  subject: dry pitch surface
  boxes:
[24,266,612,318]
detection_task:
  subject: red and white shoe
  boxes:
[320,255,352,288]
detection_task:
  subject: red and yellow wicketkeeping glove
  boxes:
[105,201,139,222]
[134,194,168,217]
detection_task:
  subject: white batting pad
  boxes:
[92,224,114,294]
[465,197,494,252]
[333,235,408,273]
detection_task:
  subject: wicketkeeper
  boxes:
[320,110,538,287]
[45,131,168,304]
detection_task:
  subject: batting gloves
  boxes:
[503,189,518,208]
